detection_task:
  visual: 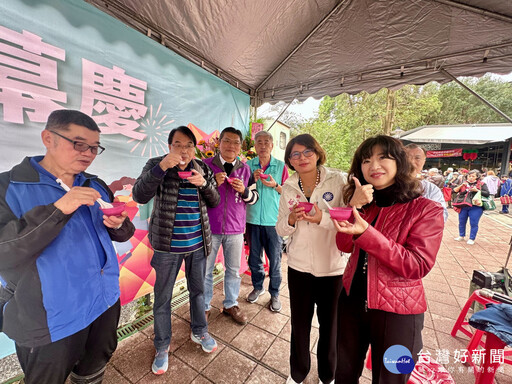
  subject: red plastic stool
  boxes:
[474,332,508,384]
[467,330,512,369]
[451,290,498,339]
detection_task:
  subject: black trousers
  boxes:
[335,289,424,384]
[16,300,121,384]
[288,267,343,383]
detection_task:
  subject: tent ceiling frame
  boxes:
[257,42,512,101]
[84,0,254,95]
[441,69,512,124]
[85,0,512,108]
[430,0,512,24]
[254,0,352,93]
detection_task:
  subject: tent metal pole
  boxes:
[431,0,512,24]
[266,99,295,132]
[255,0,351,93]
[501,138,511,177]
[440,69,512,124]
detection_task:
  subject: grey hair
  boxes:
[254,130,273,141]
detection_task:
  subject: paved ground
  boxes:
[2,204,512,384]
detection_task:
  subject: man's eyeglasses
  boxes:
[221,138,242,146]
[49,130,105,155]
[289,148,315,160]
[171,143,195,150]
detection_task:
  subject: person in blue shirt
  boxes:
[499,175,512,214]
[245,131,288,312]
[0,110,134,384]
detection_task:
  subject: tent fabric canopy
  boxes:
[85,0,512,106]
[399,124,512,144]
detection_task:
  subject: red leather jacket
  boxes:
[336,196,444,315]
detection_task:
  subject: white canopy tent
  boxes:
[85,0,512,106]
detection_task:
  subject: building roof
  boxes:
[400,124,512,145]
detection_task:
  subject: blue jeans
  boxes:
[502,204,509,213]
[151,248,207,351]
[204,234,244,310]
[247,223,282,297]
[458,205,484,240]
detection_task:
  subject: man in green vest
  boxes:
[245,131,289,312]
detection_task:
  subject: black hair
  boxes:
[168,125,197,145]
[219,127,243,142]
[45,109,100,132]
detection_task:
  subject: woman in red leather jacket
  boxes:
[333,136,444,384]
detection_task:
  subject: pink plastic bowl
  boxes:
[178,171,193,179]
[329,207,353,221]
[100,202,126,216]
[259,173,269,179]
[297,202,314,213]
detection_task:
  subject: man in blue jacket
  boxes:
[0,110,135,384]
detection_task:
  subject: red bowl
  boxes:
[178,171,193,179]
[297,202,313,213]
[329,207,352,221]
[100,202,126,216]
[259,173,269,179]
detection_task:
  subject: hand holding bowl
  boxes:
[100,202,126,216]
[297,202,314,213]
[329,207,353,221]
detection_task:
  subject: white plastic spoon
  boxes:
[323,198,333,210]
[56,178,113,209]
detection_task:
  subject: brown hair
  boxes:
[342,135,421,205]
[284,134,326,171]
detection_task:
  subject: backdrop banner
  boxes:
[0,0,250,305]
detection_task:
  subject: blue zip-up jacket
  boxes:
[0,157,135,347]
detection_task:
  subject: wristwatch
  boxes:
[274,183,280,189]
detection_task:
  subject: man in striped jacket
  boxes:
[132,126,220,375]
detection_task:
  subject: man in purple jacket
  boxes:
[203,127,258,324]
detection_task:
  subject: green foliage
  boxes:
[136,295,152,317]
[291,75,511,172]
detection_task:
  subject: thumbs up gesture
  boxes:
[348,176,374,208]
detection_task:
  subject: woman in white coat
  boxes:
[276,134,347,384]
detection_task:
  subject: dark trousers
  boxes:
[288,267,343,383]
[151,248,207,351]
[335,289,424,384]
[16,300,120,384]
[246,223,282,297]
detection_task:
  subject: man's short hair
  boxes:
[254,130,273,141]
[220,127,243,142]
[429,168,439,174]
[404,143,427,156]
[45,109,100,132]
[168,126,197,145]
[447,167,453,172]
